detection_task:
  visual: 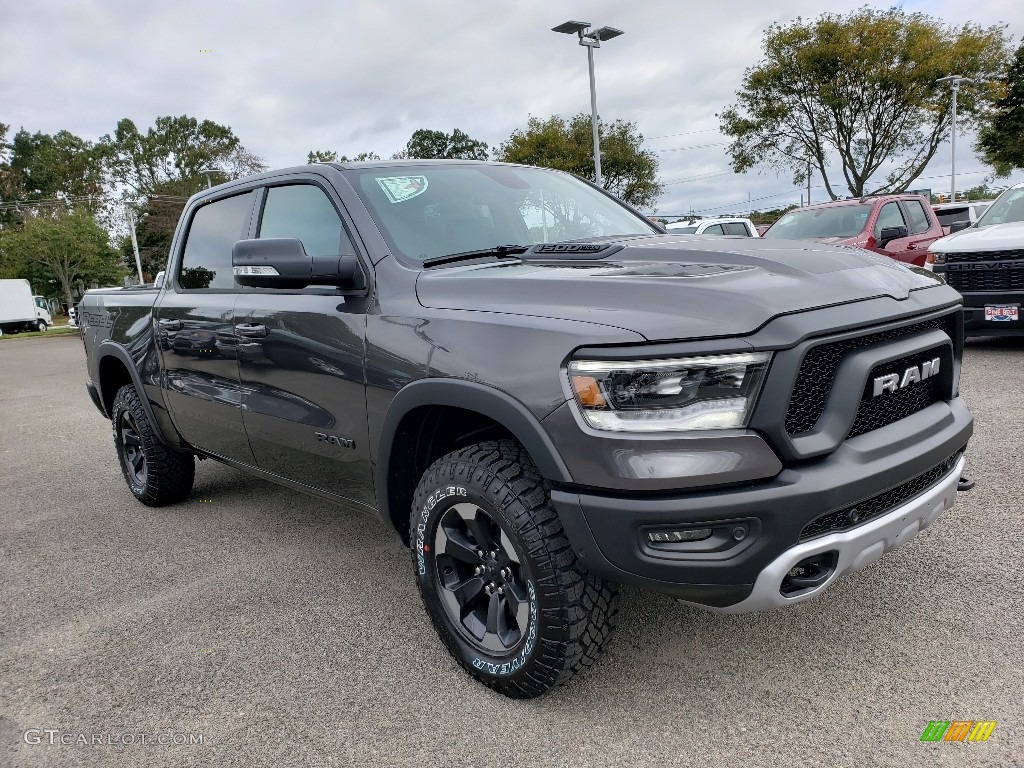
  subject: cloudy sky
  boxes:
[3,0,1024,217]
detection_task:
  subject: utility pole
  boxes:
[126,207,144,284]
[807,158,811,206]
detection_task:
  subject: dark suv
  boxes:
[763,194,945,267]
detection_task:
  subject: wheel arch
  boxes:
[96,341,174,448]
[376,379,573,543]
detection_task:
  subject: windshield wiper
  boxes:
[421,245,531,268]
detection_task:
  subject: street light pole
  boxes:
[552,20,624,189]
[585,40,602,187]
[937,75,974,202]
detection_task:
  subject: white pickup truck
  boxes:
[927,181,1024,336]
[0,279,52,336]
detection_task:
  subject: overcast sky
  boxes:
[3,0,1024,217]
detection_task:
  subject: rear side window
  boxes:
[874,203,906,238]
[258,184,348,256]
[723,222,751,236]
[702,224,725,235]
[178,192,255,290]
[934,206,969,227]
[903,200,931,235]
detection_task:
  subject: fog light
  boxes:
[648,528,713,543]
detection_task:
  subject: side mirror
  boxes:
[877,225,908,248]
[231,238,366,291]
[949,220,972,233]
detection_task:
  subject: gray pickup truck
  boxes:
[81,160,973,697]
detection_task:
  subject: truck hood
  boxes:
[931,221,1024,252]
[415,235,943,341]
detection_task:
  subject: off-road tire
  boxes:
[111,384,195,506]
[411,439,619,698]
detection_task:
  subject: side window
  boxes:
[723,222,749,236]
[258,184,347,257]
[874,203,906,238]
[903,200,930,235]
[178,192,255,290]
[702,223,725,235]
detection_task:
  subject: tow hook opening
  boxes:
[780,551,838,596]
[957,475,975,492]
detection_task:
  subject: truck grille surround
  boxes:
[798,451,962,541]
[945,268,1024,293]
[784,314,956,436]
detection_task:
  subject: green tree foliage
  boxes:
[977,41,1024,176]
[101,115,267,199]
[720,9,1011,198]
[497,114,663,208]
[0,210,124,306]
[405,128,489,161]
[119,180,189,279]
[0,127,105,227]
[306,150,381,163]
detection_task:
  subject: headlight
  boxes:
[927,251,946,265]
[568,352,770,432]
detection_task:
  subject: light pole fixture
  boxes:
[199,167,223,189]
[936,75,976,203]
[552,20,624,189]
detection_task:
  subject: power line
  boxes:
[655,142,729,153]
[646,128,722,141]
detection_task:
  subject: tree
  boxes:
[1,210,124,307]
[719,9,1011,198]
[0,128,105,227]
[119,180,188,278]
[101,115,266,199]
[977,41,1024,176]
[306,150,381,163]
[405,128,489,160]
[496,114,663,208]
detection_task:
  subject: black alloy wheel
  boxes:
[433,501,530,654]
[119,410,148,487]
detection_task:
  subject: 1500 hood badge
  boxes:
[873,357,940,397]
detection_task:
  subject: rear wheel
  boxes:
[411,440,619,698]
[111,384,195,506]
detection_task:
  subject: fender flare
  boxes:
[375,378,573,527]
[96,341,175,448]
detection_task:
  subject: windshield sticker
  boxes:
[376,176,428,203]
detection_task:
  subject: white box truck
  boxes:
[0,279,53,336]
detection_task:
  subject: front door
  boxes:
[233,181,373,504]
[157,190,257,463]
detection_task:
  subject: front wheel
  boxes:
[111,384,195,506]
[36,320,48,332]
[411,440,619,698]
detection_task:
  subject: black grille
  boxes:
[784,315,954,435]
[799,452,961,541]
[945,267,1024,293]
[944,249,1024,263]
[847,348,944,438]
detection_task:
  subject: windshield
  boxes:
[347,164,658,263]
[763,203,871,239]
[975,187,1024,228]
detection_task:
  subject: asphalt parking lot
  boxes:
[1,334,1022,767]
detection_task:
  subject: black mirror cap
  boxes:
[949,220,972,233]
[232,238,366,291]
[877,225,908,248]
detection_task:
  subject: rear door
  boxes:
[233,179,374,504]
[899,198,940,266]
[156,190,257,463]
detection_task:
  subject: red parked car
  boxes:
[762,194,944,267]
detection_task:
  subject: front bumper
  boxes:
[550,397,972,610]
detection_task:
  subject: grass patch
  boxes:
[0,326,80,342]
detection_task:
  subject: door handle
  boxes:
[235,323,268,338]
[158,319,182,331]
